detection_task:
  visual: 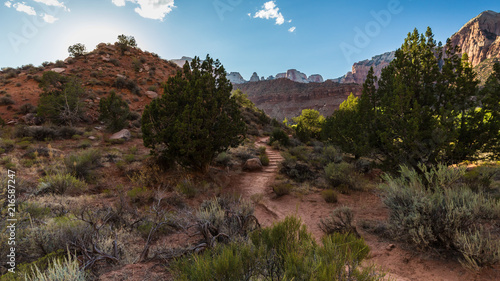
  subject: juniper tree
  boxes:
[141,55,246,172]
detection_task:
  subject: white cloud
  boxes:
[111,0,175,21]
[32,0,68,11]
[134,0,175,21]
[288,26,296,33]
[254,1,285,25]
[42,13,58,23]
[13,2,37,15]
[111,0,126,7]
[4,1,12,8]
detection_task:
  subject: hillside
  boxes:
[235,78,363,121]
[0,43,180,123]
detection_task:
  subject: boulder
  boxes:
[110,129,131,141]
[243,158,263,171]
[51,68,66,73]
[22,113,43,125]
[145,91,158,99]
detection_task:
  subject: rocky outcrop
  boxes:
[308,74,324,83]
[236,79,362,121]
[110,129,131,141]
[243,158,263,171]
[336,51,395,84]
[284,69,309,83]
[450,10,500,67]
[227,72,246,84]
[170,56,193,68]
[249,72,260,82]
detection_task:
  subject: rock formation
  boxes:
[308,74,324,83]
[236,79,362,121]
[227,72,246,84]
[249,72,260,82]
[170,56,193,68]
[335,51,395,85]
[450,10,500,67]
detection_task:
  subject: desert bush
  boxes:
[54,60,65,68]
[230,144,258,162]
[64,149,101,182]
[99,90,130,131]
[269,128,289,146]
[68,43,86,57]
[320,145,343,165]
[324,162,364,191]
[175,178,198,199]
[454,228,500,271]
[26,252,87,281]
[127,186,154,205]
[19,103,37,114]
[37,71,84,126]
[174,216,381,280]
[195,196,258,245]
[381,164,500,269]
[214,152,231,167]
[0,97,15,106]
[280,152,314,182]
[132,58,142,72]
[319,207,359,236]
[321,189,338,203]
[259,154,270,166]
[463,166,499,192]
[272,182,293,196]
[36,173,86,195]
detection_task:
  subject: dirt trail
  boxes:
[231,138,500,281]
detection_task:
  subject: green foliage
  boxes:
[36,173,86,195]
[272,182,293,196]
[141,55,246,172]
[319,207,358,236]
[37,71,84,126]
[280,152,314,182]
[292,109,325,142]
[173,216,381,280]
[99,90,130,131]
[324,162,364,191]
[214,152,231,167]
[64,149,101,182]
[0,96,15,106]
[321,189,338,203]
[259,154,270,166]
[322,93,369,158]
[331,28,500,170]
[67,43,86,57]
[26,252,87,281]
[269,128,289,147]
[175,178,198,199]
[116,34,137,54]
[381,164,500,269]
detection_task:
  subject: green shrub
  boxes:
[19,103,37,114]
[64,149,101,182]
[324,162,364,191]
[99,90,130,131]
[259,154,270,166]
[321,145,343,165]
[17,140,31,150]
[77,140,92,149]
[127,186,151,202]
[269,128,289,146]
[37,173,86,195]
[175,178,198,199]
[0,96,15,105]
[272,182,293,196]
[214,152,231,167]
[319,207,358,236]
[279,152,314,182]
[321,189,338,203]
[26,252,87,281]
[37,71,84,126]
[381,164,500,269]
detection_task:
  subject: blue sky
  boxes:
[0,0,499,80]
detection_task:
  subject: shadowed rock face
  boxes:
[235,78,362,121]
[450,10,500,67]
